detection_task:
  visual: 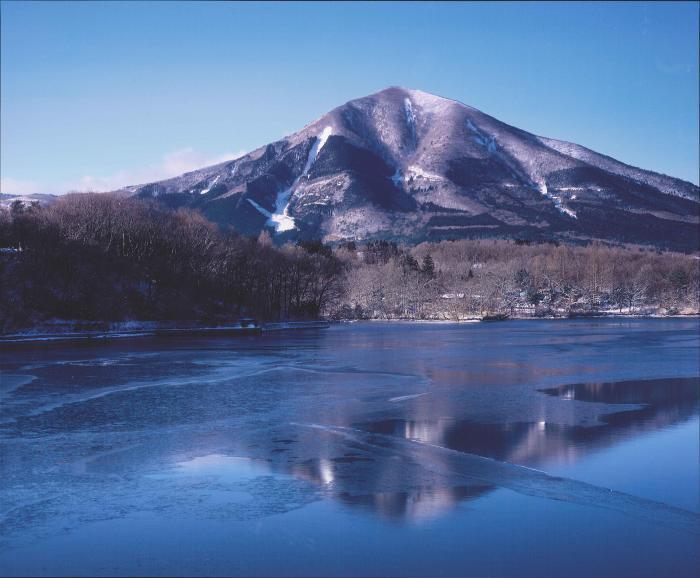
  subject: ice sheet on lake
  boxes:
[295,423,700,535]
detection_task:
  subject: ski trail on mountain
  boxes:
[265,126,333,232]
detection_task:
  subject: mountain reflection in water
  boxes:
[290,377,699,522]
[2,322,699,577]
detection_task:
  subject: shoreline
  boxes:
[1,315,697,345]
[352,313,700,322]
[0,320,332,345]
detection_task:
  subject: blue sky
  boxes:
[1,1,698,194]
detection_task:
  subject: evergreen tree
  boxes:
[422,254,435,278]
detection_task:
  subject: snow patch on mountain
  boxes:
[559,205,577,218]
[302,126,333,175]
[247,198,272,218]
[268,126,333,232]
[407,165,444,181]
[391,165,444,187]
[199,175,220,195]
[391,168,403,187]
[119,86,698,249]
[538,136,699,201]
[467,119,497,153]
[404,98,416,141]
[538,181,577,218]
[269,187,296,232]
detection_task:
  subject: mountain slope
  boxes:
[119,87,700,251]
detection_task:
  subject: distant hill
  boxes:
[0,193,57,210]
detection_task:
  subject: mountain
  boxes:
[119,87,700,251]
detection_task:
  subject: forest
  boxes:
[0,194,698,332]
[0,194,342,332]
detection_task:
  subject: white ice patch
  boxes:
[230,164,238,177]
[268,126,333,233]
[391,168,404,187]
[199,175,220,195]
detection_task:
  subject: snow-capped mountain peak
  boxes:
[119,87,699,251]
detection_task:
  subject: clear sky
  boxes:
[1,1,698,194]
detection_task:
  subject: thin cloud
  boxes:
[2,148,246,195]
[66,148,246,193]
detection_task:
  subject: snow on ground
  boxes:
[230,164,238,177]
[404,98,416,140]
[247,198,272,218]
[559,205,577,218]
[539,135,699,201]
[267,126,333,233]
[302,126,333,174]
[199,175,220,195]
[407,165,444,181]
[390,165,445,188]
[269,185,297,232]
[538,181,577,218]
[466,119,497,153]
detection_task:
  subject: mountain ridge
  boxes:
[116,86,699,251]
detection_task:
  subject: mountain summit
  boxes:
[120,87,699,250]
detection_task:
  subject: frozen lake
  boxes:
[1,319,698,577]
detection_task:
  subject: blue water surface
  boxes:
[0,319,698,577]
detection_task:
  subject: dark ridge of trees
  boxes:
[1,194,698,332]
[0,194,344,332]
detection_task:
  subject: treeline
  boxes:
[333,239,700,320]
[1,195,698,332]
[0,195,343,332]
